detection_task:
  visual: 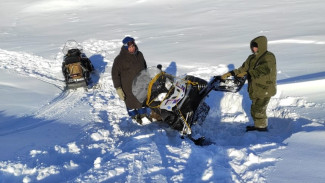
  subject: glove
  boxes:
[116,87,125,101]
[221,72,232,80]
[237,72,247,78]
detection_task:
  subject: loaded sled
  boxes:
[132,67,246,145]
[62,40,94,89]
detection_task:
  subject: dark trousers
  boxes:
[127,107,148,117]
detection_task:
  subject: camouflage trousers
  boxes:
[250,97,271,128]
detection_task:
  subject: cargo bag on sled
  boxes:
[66,63,84,79]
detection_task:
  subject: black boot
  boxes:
[132,115,143,124]
[149,111,162,121]
[246,126,268,132]
[140,114,152,122]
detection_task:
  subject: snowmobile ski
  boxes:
[182,135,215,146]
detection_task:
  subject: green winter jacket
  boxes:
[233,36,277,99]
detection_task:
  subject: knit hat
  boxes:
[122,36,135,49]
[250,41,258,48]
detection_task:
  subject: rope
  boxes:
[177,108,192,135]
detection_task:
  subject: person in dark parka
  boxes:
[112,36,148,124]
[222,36,277,132]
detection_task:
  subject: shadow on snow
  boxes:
[278,71,325,84]
[0,110,105,183]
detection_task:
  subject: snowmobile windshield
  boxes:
[62,40,83,55]
[132,67,163,104]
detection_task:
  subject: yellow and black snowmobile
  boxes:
[132,66,246,145]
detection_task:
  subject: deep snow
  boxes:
[0,0,325,182]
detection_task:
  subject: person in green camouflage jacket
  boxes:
[222,36,277,131]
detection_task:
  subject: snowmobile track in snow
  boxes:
[0,90,85,136]
[35,89,85,119]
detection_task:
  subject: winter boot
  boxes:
[140,114,152,123]
[132,114,143,125]
[246,126,268,132]
[150,111,162,121]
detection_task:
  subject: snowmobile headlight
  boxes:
[165,78,173,90]
[156,93,167,101]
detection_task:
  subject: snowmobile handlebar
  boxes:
[199,75,246,96]
[215,75,246,92]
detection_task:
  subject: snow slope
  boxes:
[1,0,325,182]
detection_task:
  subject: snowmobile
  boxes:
[132,66,246,145]
[61,40,94,89]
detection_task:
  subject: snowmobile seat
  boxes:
[63,49,82,65]
[67,49,81,56]
[64,56,80,65]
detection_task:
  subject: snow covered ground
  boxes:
[0,0,325,182]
